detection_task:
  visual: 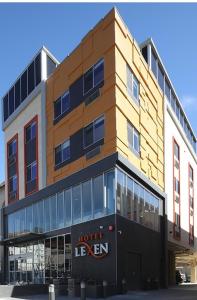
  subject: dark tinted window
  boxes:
[15,79,21,109]
[28,62,35,94]
[84,68,93,94]
[158,64,164,92]
[165,80,171,102]
[55,145,62,166]
[141,46,148,63]
[151,49,157,78]
[3,94,9,121]
[47,56,56,77]
[94,60,104,86]
[35,53,41,85]
[21,70,27,102]
[54,97,61,119]
[8,139,17,157]
[9,87,15,115]
[84,123,93,147]
[26,122,36,142]
[62,92,70,113]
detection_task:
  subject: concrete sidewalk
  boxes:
[3,285,197,300]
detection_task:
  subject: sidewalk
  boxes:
[3,285,197,300]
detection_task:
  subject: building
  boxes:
[140,39,197,284]
[0,182,5,282]
[0,7,195,290]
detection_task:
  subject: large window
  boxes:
[7,169,116,238]
[127,122,140,154]
[83,59,104,94]
[84,116,104,148]
[24,116,38,195]
[127,66,139,103]
[54,91,70,120]
[7,135,18,203]
[55,139,70,166]
[117,168,162,232]
[3,53,42,122]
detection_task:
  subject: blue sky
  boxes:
[0,3,197,182]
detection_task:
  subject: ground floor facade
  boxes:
[1,153,167,289]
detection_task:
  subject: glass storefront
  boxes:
[7,170,115,239]
[8,235,71,284]
[117,168,163,232]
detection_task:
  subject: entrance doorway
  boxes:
[126,252,141,290]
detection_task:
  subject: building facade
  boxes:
[0,7,196,290]
[140,39,197,284]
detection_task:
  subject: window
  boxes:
[9,87,15,115]
[7,135,18,202]
[165,80,171,102]
[24,116,38,195]
[82,180,92,221]
[15,79,21,109]
[28,62,35,94]
[174,178,180,194]
[84,116,104,148]
[8,139,17,158]
[83,59,104,94]
[151,49,157,78]
[127,66,139,103]
[141,46,148,63]
[55,139,70,166]
[93,175,104,218]
[158,63,164,92]
[174,141,179,161]
[27,161,37,183]
[26,122,36,143]
[72,185,82,224]
[9,175,17,193]
[127,122,140,154]
[54,91,70,120]
[3,94,9,121]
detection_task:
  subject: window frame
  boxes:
[83,58,104,95]
[127,65,140,104]
[83,115,105,149]
[54,90,70,120]
[54,138,70,167]
[7,134,19,202]
[127,121,140,156]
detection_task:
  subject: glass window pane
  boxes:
[165,80,171,102]
[133,129,140,153]
[127,66,133,98]
[132,75,139,101]
[158,64,164,92]
[105,170,115,215]
[15,79,21,109]
[26,206,33,233]
[84,123,93,147]
[35,53,41,86]
[58,236,64,277]
[84,67,93,94]
[51,237,57,279]
[9,87,15,115]
[94,117,104,142]
[127,176,133,220]
[133,182,139,222]
[57,192,64,229]
[62,91,70,113]
[117,169,126,216]
[28,62,35,94]
[127,122,133,149]
[21,70,27,102]
[139,186,145,225]
[82,180,92,221]
[72,185,81,224]
[3,94,9,121]
[64,189,71,226]
[54,97,62,119]
[50,195,57,230]
[44,198,50,232]
[55,145,62,166]
[93,175,104,218]
[31,162,37,180]
[62,140,70,162]
[94,60,104,86]
[151,50,157,78]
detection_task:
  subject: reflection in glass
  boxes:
[105,171,115,215]
[72,185,81,224]
[57,192,64,229]
[64,189,71,226]
[82,180,92,221]
[93,175,104,218]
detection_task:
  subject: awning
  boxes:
[1,232,45,245]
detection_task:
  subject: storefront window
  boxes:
[50,196,57,230]
[44,198,50,232]
[82,180,92,221]
[72,185,82,224]
[105,170,115,215]
[93,175,104,218]
[64,189,71,226]
[117,169,126,216]
[57,192,64,229]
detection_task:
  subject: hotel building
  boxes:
[0,7,196,290]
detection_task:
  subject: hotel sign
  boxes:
[74,231,109,259]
